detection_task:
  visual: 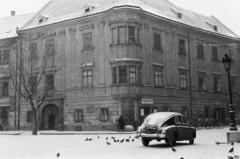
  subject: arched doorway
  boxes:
[41,104,59,130]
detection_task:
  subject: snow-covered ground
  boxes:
[0,127,238,159]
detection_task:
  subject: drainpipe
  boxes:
[187,31,193,125]
[16,29,22,130]
[14,27,19,130]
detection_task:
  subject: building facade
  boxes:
[10,0,240,130]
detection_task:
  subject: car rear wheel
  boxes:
[141,137,151,146]
[189,138,194,144]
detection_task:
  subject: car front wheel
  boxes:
[141,137,151,146]
[166,136,176,146]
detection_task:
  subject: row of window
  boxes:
[110,65,237,92]
[74,108,109,122]
[0,49,9,65]
[153,67,237,92]
[40,66,237,92]
[28,29,232,64]
[26,108,109,123]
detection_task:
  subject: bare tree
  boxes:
[7,36,56,135]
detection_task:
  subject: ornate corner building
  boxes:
[1,0,240,130]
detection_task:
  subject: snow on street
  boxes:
[0,127,239,159]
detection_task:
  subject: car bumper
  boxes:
[136,132,166,138]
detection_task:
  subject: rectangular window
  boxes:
[3,49,9,65]
[231,77,237,93]
[198,76,206,91]
[29,43,38,60]
[204,107,210,118]
[2,81,9,97]
[179,71,187,89]
[46,39,54,56]
[128,26,135,43]
[119,66,127,83]
[112,28,117,44]
[154,68,163,86]
[118,26,126,43]
[112,67,117,84]
[27,111,33,123]
[74,109,83,122]
[83,32,92,49]
[46,74,54,90]
[129,66,136,83]
[213,75,221,92]
[29,76,37,94]
[179,39,186,55]
[197,43,204,59]
[82,70,93,87]
[100,108,109,121]
[153,33,162,51]
[212,46,218,61]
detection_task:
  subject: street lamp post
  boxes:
[222,54,238,131]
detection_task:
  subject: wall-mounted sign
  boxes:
[141,98,153,105]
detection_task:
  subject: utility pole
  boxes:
[187,31,193,124]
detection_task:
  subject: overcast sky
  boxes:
[0,0,240,36]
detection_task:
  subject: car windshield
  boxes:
[143,115,167,126]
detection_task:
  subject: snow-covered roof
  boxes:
[147,112,182,119]
[0,13,34,40]
[21,0,239,39]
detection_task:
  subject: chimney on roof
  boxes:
[11,10,15,16]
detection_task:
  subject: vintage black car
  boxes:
[136,112,196,146]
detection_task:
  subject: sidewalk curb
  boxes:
[0,133,21,135]
[39,131,137,135]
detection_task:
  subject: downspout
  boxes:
[14,27,19,130]
[16,29,22,130]
[187,31,193,124]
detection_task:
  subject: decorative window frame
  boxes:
[109,20,141,47]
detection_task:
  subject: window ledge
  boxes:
[109,43,142,48]
[111,83,142,87]
[196,56,205,60]
[154,86,164,88]
[153,48,164,52]
[81,46,95,53]
[178,53,187,56]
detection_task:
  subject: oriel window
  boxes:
[129,66,136,83]
[82,70,93,87]
[119,66,128,83]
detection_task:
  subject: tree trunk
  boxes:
[32,111,38,135]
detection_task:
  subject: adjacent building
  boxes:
[2,0,240,130]
[0,12,34,129]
